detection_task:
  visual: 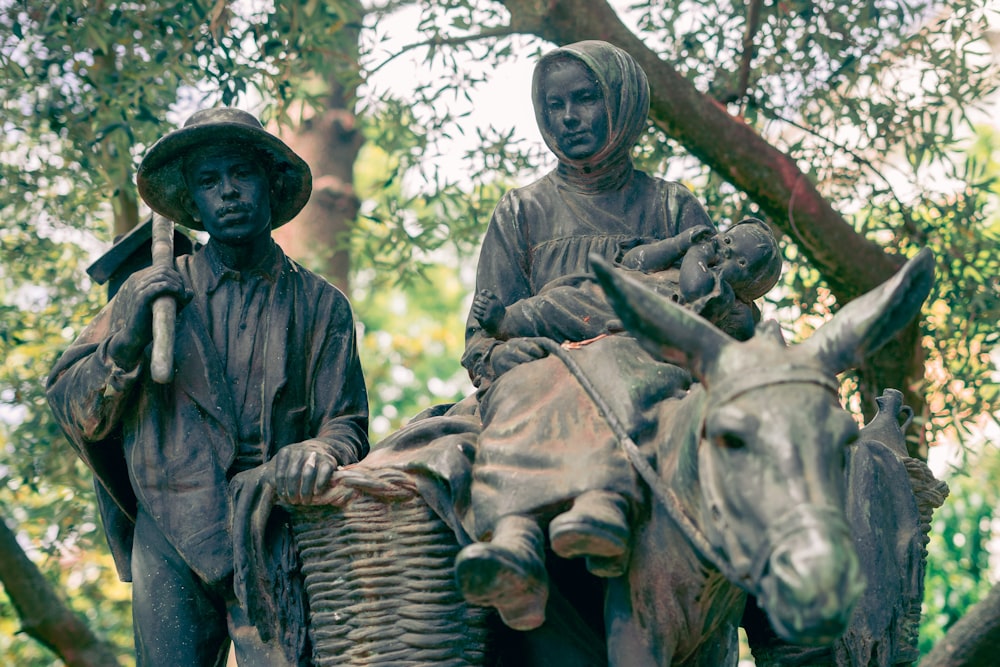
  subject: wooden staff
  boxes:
[150,213,176,384]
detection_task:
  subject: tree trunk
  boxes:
[922,584,1000,667]
[501,0,926,450]
[0,513,123,667]
[272,0,364,291]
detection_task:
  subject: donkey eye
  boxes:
[707,405,755,450]
[715,433,746,450]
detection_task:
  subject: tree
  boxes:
[1,0,998,663]
[376,0,998,456]
[0,514,122,667]
[920,444,1000,661]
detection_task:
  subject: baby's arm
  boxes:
[472,289,507,335]
[620,225,714,271]
[678,241,720,301]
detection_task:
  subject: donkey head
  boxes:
[592,249,934,645]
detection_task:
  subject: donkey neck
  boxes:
[652,383,710,529]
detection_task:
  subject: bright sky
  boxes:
[359,3,551,188]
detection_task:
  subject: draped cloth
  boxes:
[462,41,713,388]
[467,334,691,540]
[532,40,651,194]
[456,39,708,538]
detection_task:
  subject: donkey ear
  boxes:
[591,254,730,377]
[800,248,934,375]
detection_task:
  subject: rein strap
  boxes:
[709,365,840,407]
[541,340,745,584]
[543,340,843,591]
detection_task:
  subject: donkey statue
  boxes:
[234,248,940,666]
[587,247,935,664]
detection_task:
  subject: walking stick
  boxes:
[150,213,175,384]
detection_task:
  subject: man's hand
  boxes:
[491,338,550,377]
[107,265,189,369]
[271,440,340,505]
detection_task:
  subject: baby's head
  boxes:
[716,218,781,300]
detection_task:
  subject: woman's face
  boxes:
[539,59,609,160]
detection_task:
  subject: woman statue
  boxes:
[461,40,716,390]
[454,41,764,633]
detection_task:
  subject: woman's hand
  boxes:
[684,225,715,248]
[491,338,550,377]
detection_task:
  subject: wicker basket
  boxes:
[290,467,490,666]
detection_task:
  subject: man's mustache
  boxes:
[217,203,253,216]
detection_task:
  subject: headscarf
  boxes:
[532,40,651,193]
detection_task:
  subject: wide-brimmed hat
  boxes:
[137,108,311,231]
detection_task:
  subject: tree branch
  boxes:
[0,512,122,667]
[499,0,900,303]
[732,0,763,106]
[368,27,517,75]
[751,100,920,240]
[923,583,1000,667]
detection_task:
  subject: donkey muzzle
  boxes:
[756,506,865,645]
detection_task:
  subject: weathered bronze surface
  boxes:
[228,41,946,667]
[47,108,369,666]
[242,249,940,666]
[48,43,949,667]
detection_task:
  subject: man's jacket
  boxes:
[47,245,369,583]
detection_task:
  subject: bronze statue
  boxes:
[242,248,939,666]
[455,40,775,632]
[46,108,369,667]
[472,217,781,343]
[206,42,945,666]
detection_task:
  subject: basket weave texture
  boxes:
[291,468,490,666]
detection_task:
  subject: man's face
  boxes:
[185,149,272,244]
[540,59,609,160]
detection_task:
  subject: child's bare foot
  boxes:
[472,289,506,334]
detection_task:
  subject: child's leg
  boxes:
[455,514,549,631]
[549,490,631,578]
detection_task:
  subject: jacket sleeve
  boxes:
[46,302,143,448]
[307,289,370,465]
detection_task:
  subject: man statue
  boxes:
[46,108,369,666]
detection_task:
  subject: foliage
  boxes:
[0,0,357,237]
[921,444,1000,655]
[350,111,484,434]
[0,228,133,664]
[915,134,1000,444]
[0,0,998,662]
[353,262,474,438]
[351,98,509,281]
